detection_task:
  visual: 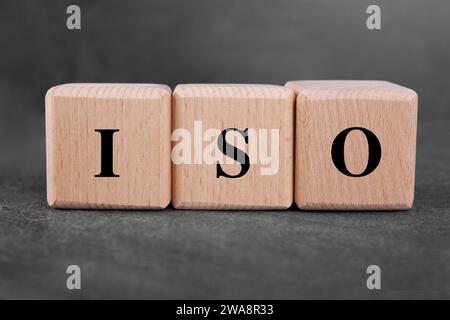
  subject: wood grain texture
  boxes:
[172,84,295,209]
[285,80,418,210]
[46,83,171,209]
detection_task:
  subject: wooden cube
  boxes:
[285,80,418,210]
[46,83,171,209]
[171,84,295,209]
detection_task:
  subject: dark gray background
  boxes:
[0,0,449,299]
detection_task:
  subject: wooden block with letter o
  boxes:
[46,83,171,209]
[171,84,295,209]
[286,80,418,210]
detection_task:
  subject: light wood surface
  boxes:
[285,80,418,210]
[46,83,171,209]
[172,84,295,209]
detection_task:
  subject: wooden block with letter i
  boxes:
[171,84,295,209]
[46,83,171,209]
[285,80,418,210]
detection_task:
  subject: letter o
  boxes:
[331,127,381,177]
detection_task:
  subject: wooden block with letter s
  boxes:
[46,83,171,209]
[171,84,295,209]
[285,80,418,210]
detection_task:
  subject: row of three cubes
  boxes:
[46,81,417,210]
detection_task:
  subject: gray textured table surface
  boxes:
[0,117,449,299]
